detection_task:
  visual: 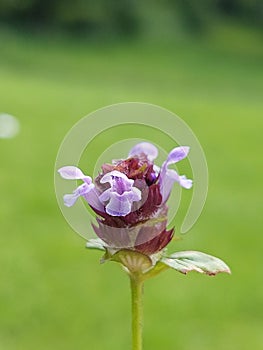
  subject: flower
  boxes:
[99,170,141,216]
[59,141,231,278]
[58,142,192,257]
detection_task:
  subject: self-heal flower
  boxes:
[99,170,141,216]
[58,142,194,255]
[58,142,229,278]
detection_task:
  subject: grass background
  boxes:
[0,26,263,349]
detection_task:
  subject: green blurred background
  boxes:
[0,1,262,349]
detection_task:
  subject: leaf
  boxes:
[111,249,153,273]
[86,238,106,251]
[162,251,231,276]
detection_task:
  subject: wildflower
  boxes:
[98,170,141,216]
[58,142,230,279]
[58,142,192,254]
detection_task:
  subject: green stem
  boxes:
[130,274,144,350]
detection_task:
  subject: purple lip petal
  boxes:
[63,194,79,207]
[104,192,134,216]
[62,182,95,207]
[99,170,141,216]
[128,142,158,161]
[102,187,142,217]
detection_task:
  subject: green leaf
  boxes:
[86,238,106,252]
[162,251,231,276]
[111,249,153,273]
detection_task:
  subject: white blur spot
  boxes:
[0,113,20,139]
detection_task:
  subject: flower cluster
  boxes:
[58,142,230,277]
[58,143,191,252]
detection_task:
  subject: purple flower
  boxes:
[58,142,192,255]
[159,146,193,203]
[58,166,104,211]
[99,170,141,216]
[58,166,94,207]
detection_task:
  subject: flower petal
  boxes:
[58,166,86,180]
[166,146,190,165]
[105,192,134,216]
[159,169,178,204]
[98,188,111,203]
[74,182,94,196]
[177,175,193,189]
[128,142,158,161]
[99,171,142,216]
[58,165,104,209]
[159,146,192,203]
[100,170,134,194]
[83,188,105,212]
[63,193,79,207]
[131,187,142,201]
[100,170,132,185]
[62,182,95,208]
[58,166,93,184]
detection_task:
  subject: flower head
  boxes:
[58,141,231,279]
[58,142,192,257]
